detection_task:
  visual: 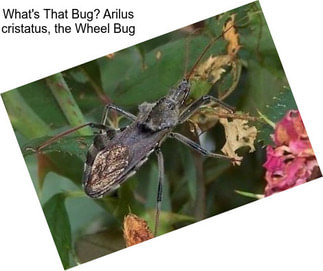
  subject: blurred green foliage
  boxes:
[1,2,298,269]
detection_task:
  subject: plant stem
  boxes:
[191,135,206,220]
[257,109,275,128]
[46,73,92,136]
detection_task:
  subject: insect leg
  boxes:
[102,104,136,125]
[35,122,113,151]
[169,132,234,161]
[178,95,235,124]
[154,147,164,236]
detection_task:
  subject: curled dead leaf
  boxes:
[189,16,241,98]
[189,106,223,135]
[123,214,154,247]
[223,14,241,56]
[219,117,257,165]
[189,106,258,137]
[192,55,232,84]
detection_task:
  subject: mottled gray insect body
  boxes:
[140,79,190,131]
[82,77,232,199]
[82,78,189,198]
[83,111,169,198]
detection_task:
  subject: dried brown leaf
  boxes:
[192,55,232,84]
[189,106,258,136]
[223,14,241,56]
[190,16,241,90]
[219,117,257,165]
[123,214,154,247]
[189,106,222,134]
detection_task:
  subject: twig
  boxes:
[46,73,92,136]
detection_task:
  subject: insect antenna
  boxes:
[185,13,249,81]
[185,25,231,81]
[33,123,93,152]
[30,122,110,152]
[182,26,204,77]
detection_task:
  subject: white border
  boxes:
[1,0,322,270]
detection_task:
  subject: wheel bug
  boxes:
[35,20,239,236]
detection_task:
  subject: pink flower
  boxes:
[263,110,320,196]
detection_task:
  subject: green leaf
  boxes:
[40,152,84,189]
[256,88,297,144]
[17,80,68,130]
[78,60,102,89]
[66,60,112,107]
[22,135,93,160]
[190,80,213,100]
[1,90,51,139]
[240,59,288,113]
[75,228,125,263]
[98,47,142,103]
[22,135,92,189]
[43,193,73,269]
[64,65,104,115]
[237,6,290,112]
[99,35,227,108]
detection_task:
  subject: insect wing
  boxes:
[83,144,130,198]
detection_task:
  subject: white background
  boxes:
[1,0,322,270]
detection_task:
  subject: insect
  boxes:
[36,22,238,235]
